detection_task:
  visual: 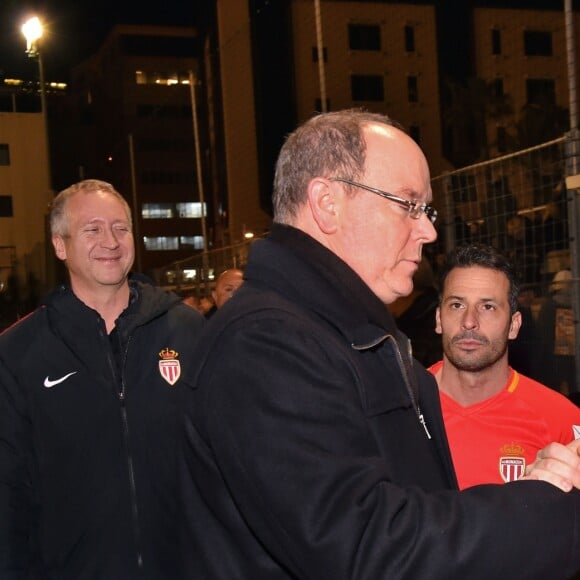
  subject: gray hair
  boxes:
[50,179,132,237]
[272,109,400,224]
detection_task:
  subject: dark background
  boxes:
[0,0,206,80]
[1,0,576,83]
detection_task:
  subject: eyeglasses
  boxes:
[330,177,438,224]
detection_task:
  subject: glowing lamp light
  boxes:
[22,17,43,56]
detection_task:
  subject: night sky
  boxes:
[0,0,203,81]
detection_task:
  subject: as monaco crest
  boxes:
[499,442,526,483]
[158,348,181,386]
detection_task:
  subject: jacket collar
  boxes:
[44,278,180,338]
[245,223,407,350]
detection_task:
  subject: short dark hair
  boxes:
[438,243,520,314]
[272,109,402,224]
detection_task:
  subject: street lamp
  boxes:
[22,15,53,291]
[22,17,47,115]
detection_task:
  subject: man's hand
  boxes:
[519,439,580,492]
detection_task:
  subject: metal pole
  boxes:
[314,0,328,113]
[565,0,578,132]
[128,134,142,273]
[564,0,580,393]
[36,51,51,191]
[189,70,208,253]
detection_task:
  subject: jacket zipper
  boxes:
[101,325,144,572]
[393,335,431,440]
[352,333,431,439]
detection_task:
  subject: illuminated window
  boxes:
[142,202,206,219]
[176,202,206,218]
[143,236,179,251]
[142,203,174,219]
[134,70,189,86]
[180,236,205,249]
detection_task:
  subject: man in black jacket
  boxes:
[0,179,204,579]
[180,110,580,579]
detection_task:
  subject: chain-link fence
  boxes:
[432,136,577,395]
[152,238,255,298]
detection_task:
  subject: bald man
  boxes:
[212,268,244,309]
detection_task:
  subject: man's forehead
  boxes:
[444,266,509,294]
[69,191,128,213]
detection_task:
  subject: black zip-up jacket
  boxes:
[180,224,580,579]
[0,280,204,580]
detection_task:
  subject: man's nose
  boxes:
[461,306,479,330]
[416,214,437,242]
[100,227,120,247]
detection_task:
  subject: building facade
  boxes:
[472,7,573,160]
[0,85,53,299]
[213,0,449,247]
[60,25,214,278]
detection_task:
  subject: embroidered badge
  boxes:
[158,348,181,386]
[499,442,526,483]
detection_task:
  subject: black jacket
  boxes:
[180,224,580,579]
[0,280,204,580]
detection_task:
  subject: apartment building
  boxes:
[291,0,446,174]
[215,0,448,242]
[62,25,213,277]
[472,7,572,160]
[0,84,52,294]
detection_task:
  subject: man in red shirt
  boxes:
[429,243,580,489]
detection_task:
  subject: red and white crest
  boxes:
[498,442,526,483]
[158,348,181,386]
[499,456,526,483]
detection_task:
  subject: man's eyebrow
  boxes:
[442,294,464,302]
[443,294,500,303]
[396,187,432,202]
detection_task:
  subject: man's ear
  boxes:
[306,178,339,234]
[508,310,522,340]
[435,306,442,335]
[52,235,67,262]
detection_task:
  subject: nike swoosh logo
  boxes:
[43,372,77,388]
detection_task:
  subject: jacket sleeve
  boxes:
[187,315,580,580]
[0,359,35,579]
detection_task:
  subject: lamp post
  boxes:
[22,16,53,291]
[188,70,208,252]
[22,16,51,187]
[22,17,47,114]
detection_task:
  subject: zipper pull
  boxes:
[418,411,432,440]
